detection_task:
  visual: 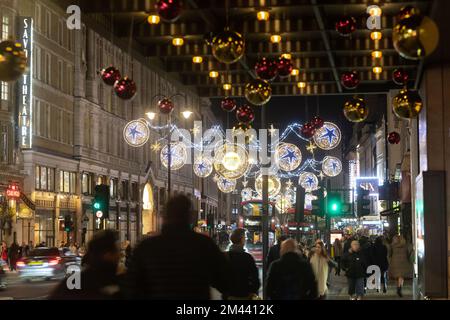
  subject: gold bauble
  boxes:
[244,78,272,106]
[343,97,369,123]
[392,89,423,119]
[211,30,245,64]
[0,40,27,81]
[393,14,439,60]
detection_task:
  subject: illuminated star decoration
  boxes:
[217,177,236,193]
[269,124,277,136]
[281,148,297,163]
[193,157,213,178]
[151,141,161,152]
[318,171,325,180]
[286,179,293,189]
[242,180,248,187]
[322,156,342,177]
[129,125,141,139]
[190,124,201,135]
[160,142,187,170]
[275,143,302,172]
[313,122,341,151]
[298,172,319,192]
[306,141,317,154]
[123,119,150,147]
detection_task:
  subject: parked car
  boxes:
[16,247,81,281]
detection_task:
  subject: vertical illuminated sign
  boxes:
[17,17,33,149]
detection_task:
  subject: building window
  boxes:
[0,124,7,164]
[45,10,51,39]
[2,15,10,41]
[45,53,51,84]
[121,180,129,200]
[110,178,118,199]
[58,60,63,90]
[59,170,76,194]
[35,165,55,191]
[81,172,93,195]
[1,82,8,100]
[97,175,106,185]
[131,182,139,202]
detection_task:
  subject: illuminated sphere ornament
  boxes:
[300,122,316,139]
[388,131,401,144]
[343,96,369,123]
[322,156,343,177]
[204,31,215,46]
[313,121,342,150]
[255,174,281,198]
[221,97,237,112]
[233,122,252,133]
[335,16,357,36]
[392,68,409,86]
[311,116,324,129]
[276,56,294,78]
[217,176,236,194]
[255,57,278,81]
[298,172,319,193]
[158,98,174,114]
[236,105,255,124]
[340,71,360,90]
[114,77,137,100]
[214,144,249,180]
[155,0,183,22]
[123,119,150,147]
[193,157,213,178]
[100,66,121,86]
[275,143,302,172]
[160,142,187,170]
[397,6,420,21]
[392,89,423,119]
[275,194,293,213]
[244,79,272,106]
[393,9,439,60]
[241,187,254,202]
[0,40,27,81]
[211,29,245,64]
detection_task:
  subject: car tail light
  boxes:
[16,261,25,267]
[48,257,61,266]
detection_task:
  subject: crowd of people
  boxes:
[1,240,34,271]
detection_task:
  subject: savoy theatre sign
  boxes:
[16,17,33,149]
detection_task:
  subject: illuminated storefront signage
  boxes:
[17,17,33,149]
[6,184,21,199]
[355,177,380,196]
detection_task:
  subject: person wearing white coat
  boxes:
[309,241,330,299]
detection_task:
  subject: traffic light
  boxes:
[93,184,110,219]
[64,215,73,232]
[311,189,325,218]
[357,187,371,217]
[327,192,342,216]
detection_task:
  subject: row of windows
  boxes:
[32,99,73,144]
[35,166,139,200]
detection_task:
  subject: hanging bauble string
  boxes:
[343,96,369,123]
[311,116,324,129]
[393,7,439,60]
[100,66,121,86]
[255,57,278,81]
[392,68,409,86]
[0,40,27,81]
[276,56,294,78]
[211,29,245,64]
[392,89,423,119]
[158,98,175,114]
[387,131,401,144]
[236,105,255,124]
[244,79,272,106]
[155,0,183,22]
[335,16,357,36]
[221,97,237,112]
[300,122,316,139]
[114,77,137,100]
[340,71,360,90]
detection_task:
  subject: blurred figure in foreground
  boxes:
[266,235,288,269]
[125,195,230,299]
[389,235,413,297]
[8,241,20,271]
[342,240,367,300]
[50,230,122,300]
[225,228,260,300]
[309,240,331,299]
[371,236,389,293]
[333,238,343,276]
[266,239,317,300]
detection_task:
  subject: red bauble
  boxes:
[311,116,324,129]
[236,105,255,124]
[158,98,175,114]
[100,66,121,86]
[341,71,360,90]
[255,57,278,81]
[335,16,357,36]
[113,77,136,100]
[388,131,401,144]
[155,0,183,22]
[300,122,316,139]
[221,97,237,112]
[392,68,409,86]
[277,57,294,78]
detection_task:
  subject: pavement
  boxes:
[0,271,59,300]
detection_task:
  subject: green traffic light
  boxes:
[331,203,338,212]
[93,202,101,209]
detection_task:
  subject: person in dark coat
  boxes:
[8,242,20,271]
[371,236,389,293]
[50,230,122,300]
[225,228,260,299]
[342,240,368,300]
[266,235,288,269]
[125,195,231,299]
[266,239,317,300]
